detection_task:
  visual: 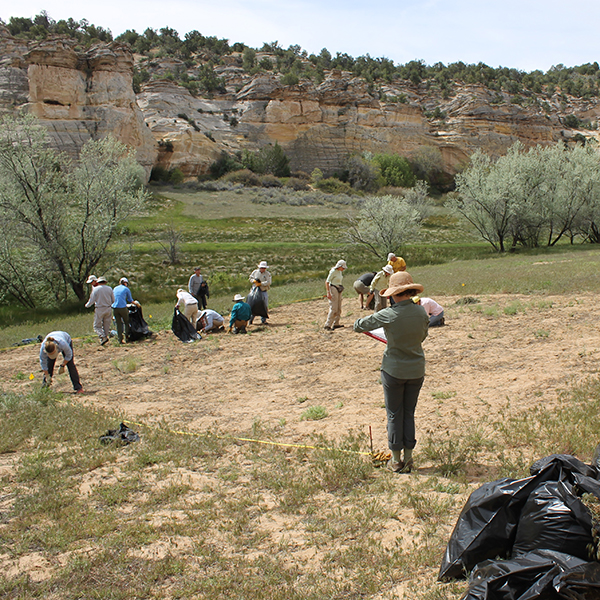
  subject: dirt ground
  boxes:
[1,292,598,460]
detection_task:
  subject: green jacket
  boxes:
[353,299,429,379]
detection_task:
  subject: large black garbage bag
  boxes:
[439,474,555,580]
[128,303,150,341]
[247,285,268,318]
[511,480,594,561]
[462,549,595,600]
[530,454,598,482]
[171,308,201,342]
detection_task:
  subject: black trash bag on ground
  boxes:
[462,549,596,600]
[100,422,140,445]
[439,472,556,580]
[511,480,594,561]
[171,308,201,342]
[128,303,150,341]
[247,285,268,319]
[530,454,598,482]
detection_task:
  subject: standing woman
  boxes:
[353,271,428,473]
[324,259,347,330]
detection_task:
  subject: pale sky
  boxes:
[1,0,599,72]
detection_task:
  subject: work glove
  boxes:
[58,365,65,375]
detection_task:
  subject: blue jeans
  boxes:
[381,371,424,451]
[429,311,444,327]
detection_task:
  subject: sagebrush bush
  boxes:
[285,177,310,191]
[222,169,261,187]
[314,177,353,195]
[260,174,283,188]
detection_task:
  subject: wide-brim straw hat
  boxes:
[380,271,424,297]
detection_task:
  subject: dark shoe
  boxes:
[387,459,404,473]
[399,460,413,474]
[333,324,345,329]
[439,317,445,326]
[323,325,332,330]
[100,337,109,346]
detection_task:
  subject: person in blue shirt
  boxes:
[39,331,83,392]
[229,293,252,334]
[112,277,134,343]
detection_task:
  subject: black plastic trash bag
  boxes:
[530,454,598,482]
[247,285,268,319]
[439,474,553,580]
[462,549,599,600]
[171,308,201,342]
[100,422,140,445]
[511,480,594,561]
[128,303,150,341]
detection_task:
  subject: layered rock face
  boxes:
[139,63,600,179]
[3,28,600,182]
[0,30,156,176]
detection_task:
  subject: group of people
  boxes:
[41,254,439,475]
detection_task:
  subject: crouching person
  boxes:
[197,309,225,333]
[40,331,83,393]
[229,293,252,334]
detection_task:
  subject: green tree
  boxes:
[347,195,420,259]
[0,115,146,305]
[373,153,416,187]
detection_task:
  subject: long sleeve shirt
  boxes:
[249,269,272,291]
[420,297,443,317]
[176,290,198,310]
[112,284,133,309]
[326,268,344,287]
[199,309,224,330]
[39,331,73,371]
[370,270,390,293]
[229,301,252,327]
[85,284,114,309]
[188,274,204,296]
[353,299,429,379]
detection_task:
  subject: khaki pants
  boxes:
[94,307,112,340]
[325,286,343,327]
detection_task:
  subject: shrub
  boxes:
[241,142,291,177]
[259,174,283,188]
[281,72,299,86]
[169,168,184,185]
[209,152,242,178]
[284,177,310,191]
[314,177,353,195]
[373,153,416,188]
[150,165,170,182]
[291,170,311,181]
[222,169,261,187]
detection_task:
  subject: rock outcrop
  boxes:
[0,29,156,177]
[3,27,600,183]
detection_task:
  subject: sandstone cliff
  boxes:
[3,28,600,183]
[0,29,156,176]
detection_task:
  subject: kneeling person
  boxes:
[197,309,225,333]
[229,293,252,334]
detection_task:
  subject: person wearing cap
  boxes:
[188,267,209,310]
[249,261,272,324]
[197,308,225,333]
[387,253,407,273]
[370,264,394,312]
[324,259,347,330]
[353,272,376,310]
[414,296,445,327]
[39,331,83,393]
[229,293,252,333]
[112,277,134,344]
[86,275,98,286]
[353,271,429,474]
[85,277,115,345]
[176,288,199,325]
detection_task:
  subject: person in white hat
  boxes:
[197,308,225,333]
[85,277,114,345]
[324,259,347,330]
[229,293,252,333]
[248,260,272,324]
[353,271,428,474]
[369,264,394,313]
[387,253,406,273]
[176,288,199,325]
[112,277,134,343]
[39,331,83,393]
[86,275,98,285]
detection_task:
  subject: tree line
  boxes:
[5,12,600,101]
